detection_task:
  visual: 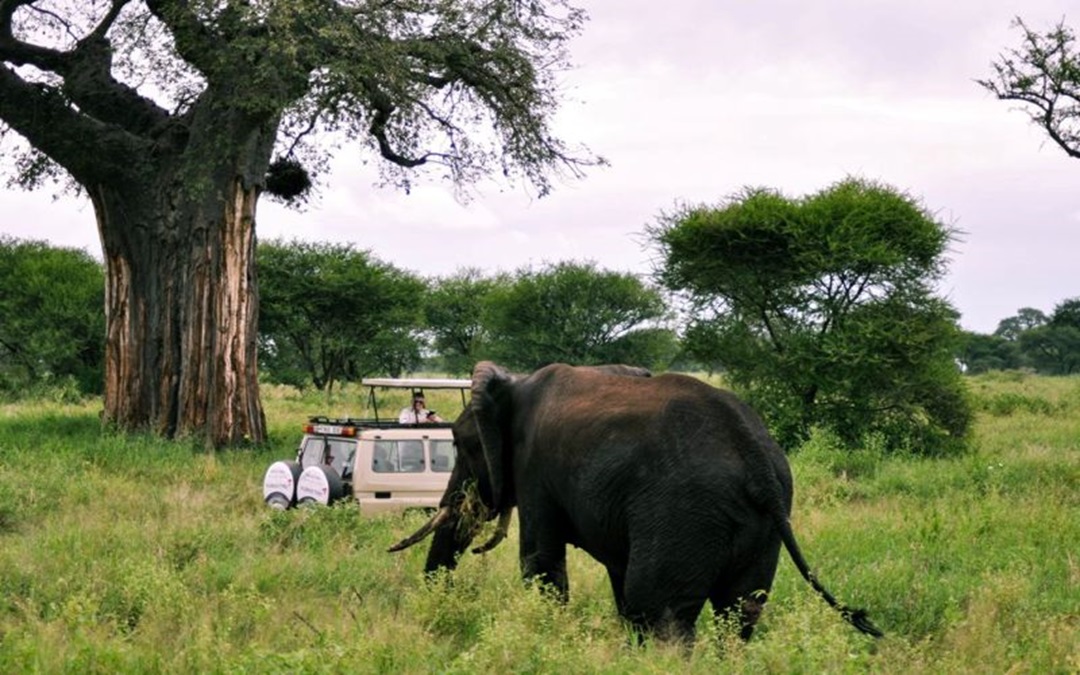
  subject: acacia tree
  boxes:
[1016,298,1080,375]
[994,307,1049,341]
[0,236,105,395]
[979,17,1080,159]
[956,331,1020,374]
[0,1,596,445]
[484,261,675,371]
[424,267,508,376]
[257,240,426,391]
[650,178,972,455]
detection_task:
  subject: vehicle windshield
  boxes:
[299,436,355,476]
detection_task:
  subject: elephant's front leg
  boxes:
[518,512,569,601]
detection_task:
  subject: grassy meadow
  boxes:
[0,373,1078,673]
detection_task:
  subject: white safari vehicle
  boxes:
[262,377,470,513]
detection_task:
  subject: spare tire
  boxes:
[263,460,303,510]
[296,466,345,506]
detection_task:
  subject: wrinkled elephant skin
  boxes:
[391,361,882,643]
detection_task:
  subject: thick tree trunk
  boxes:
[92,176,266,447]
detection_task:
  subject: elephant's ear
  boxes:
[470,361,513,509]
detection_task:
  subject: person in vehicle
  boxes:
[398,391,443,424]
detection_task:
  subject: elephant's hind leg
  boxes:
[709,537,782,641]
[621,555,710,644]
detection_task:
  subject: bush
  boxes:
[978,392,1057,416]
[0,237,105,398]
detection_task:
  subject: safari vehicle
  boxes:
[261,377,470,513]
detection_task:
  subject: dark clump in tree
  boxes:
[264,158,313,204]
[649,177,972,456]
[979,17,1080,159]
[0,1,599,446]
[257,240,426,391]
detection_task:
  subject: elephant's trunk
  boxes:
[471,509,513,554]
[387,506,452,552]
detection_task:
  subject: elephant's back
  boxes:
[524,366,794,529]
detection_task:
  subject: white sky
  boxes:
[2,1,1077,334]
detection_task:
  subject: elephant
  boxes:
[390,361,882,643]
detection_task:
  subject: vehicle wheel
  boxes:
[296,466,345,506]
[263,460,302,510]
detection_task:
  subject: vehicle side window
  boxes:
[372,440,425,473]
[299,437,326,469]
[430,439,456,472]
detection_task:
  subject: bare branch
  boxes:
[88,0,132,41]
[979,17,1080,159]
[0,0,71,71]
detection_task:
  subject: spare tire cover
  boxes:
[296,466,345,506]
[263,460,302,509]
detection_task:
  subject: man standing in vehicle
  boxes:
[398,391,443,424]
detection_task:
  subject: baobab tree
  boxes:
[0,0,598,446]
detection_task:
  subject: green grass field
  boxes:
[1,374,1077,673]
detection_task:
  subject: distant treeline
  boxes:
[0,236,680,398]
[25,235,1075,391]
[959,303,1080,375]
[8,180,1074,456]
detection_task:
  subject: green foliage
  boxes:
[650,178,971,455]
[976,391,1056,416]
[979,298,1080,374]
[957,331,1021,373]
[257,240,427,389]
[2,2,602,198]
[966,368,1079,416]
[993,306,1048,341]
[1018,325,1080,375]
[483,261,675,371]
[424,268,509,376]
[1,373,1078,672]
[1050,297,1080,329]
[0,236,104,398]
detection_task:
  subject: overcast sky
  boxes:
[2,1,1077,334]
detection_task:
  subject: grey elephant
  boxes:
[390,361,882,643]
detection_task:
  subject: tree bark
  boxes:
[92,175,266,447]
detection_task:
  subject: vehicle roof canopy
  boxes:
[360,378,472,390]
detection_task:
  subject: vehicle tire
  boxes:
[296,466,345,506]
[263,460,303,510]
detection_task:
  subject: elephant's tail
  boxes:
[777,517,884,638]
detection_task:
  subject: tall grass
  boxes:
[1,373,1077,673]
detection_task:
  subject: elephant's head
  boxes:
[388,361,517,571]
